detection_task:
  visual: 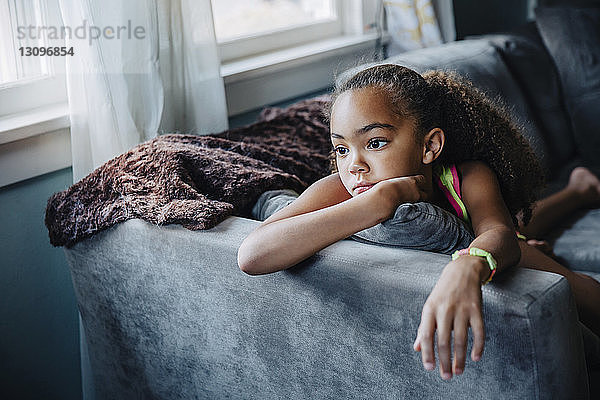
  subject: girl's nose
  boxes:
[349,159,369,174]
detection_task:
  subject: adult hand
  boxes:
[413,256,487,379]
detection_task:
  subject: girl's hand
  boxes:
[413,256,489,380]
[370,175,428,219]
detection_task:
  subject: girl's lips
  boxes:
[354,184,374,195]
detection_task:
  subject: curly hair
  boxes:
[331,64,545,226]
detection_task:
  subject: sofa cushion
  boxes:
[252,190,474,255]
[483,25,577,177]
[536,6,600,170]
[340,39,552,173]
[548,208,600,272]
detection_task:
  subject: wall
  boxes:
[0,167,80,400]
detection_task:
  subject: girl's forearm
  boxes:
[238,191,389,275]
[467,226,521,280]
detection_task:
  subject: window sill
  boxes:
[221,32,387,116]
[0,103,70,145]
[0,103,71,188]
[221,32,384,82]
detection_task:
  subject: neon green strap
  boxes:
[451,247,497,285]
[436,165,470,224]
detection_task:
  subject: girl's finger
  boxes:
[452,315,469,375]
[436,312,453,380]
[418,308,436,371]
[413,334,421,352]
[470,314,485,361]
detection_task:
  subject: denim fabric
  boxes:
[252,191,475,255]
[251,189,300,221]
[352,202,475,255]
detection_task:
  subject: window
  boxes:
[0,0,50,84]
[211,0,347,61]
[0,0,70,188]
[0,0,67,119]
[216,0,385,116]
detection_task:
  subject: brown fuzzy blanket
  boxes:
[45,96,332,247]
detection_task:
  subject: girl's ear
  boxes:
[422,128,445,164]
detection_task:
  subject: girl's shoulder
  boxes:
[456,160,497,180]
[435,161,495,191]
[455,161,502,199]
[435,161,495,183]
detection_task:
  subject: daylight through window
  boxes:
[211,0,337,42]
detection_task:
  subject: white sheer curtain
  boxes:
[59,0,228,182]
[432,0,456,44]
[384,0,455,56]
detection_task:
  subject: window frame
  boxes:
[0,0,70,188]
[215,0,347,62]
[0,0,68,119]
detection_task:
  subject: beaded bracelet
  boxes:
[451,247,497,285]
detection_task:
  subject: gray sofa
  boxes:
[65,22,600,400]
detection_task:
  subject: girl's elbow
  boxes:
[504,228,522,267]
[237,240,281,275]
[239,263,261,275]
[238,259,263,275]
[237,241,262,275]
[511,240,522,266]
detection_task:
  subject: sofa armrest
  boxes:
[65,217,589,399]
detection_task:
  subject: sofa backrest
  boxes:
[67,217,590,399]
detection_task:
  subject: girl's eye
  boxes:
[334,146,349,156]
[367,139,389,149]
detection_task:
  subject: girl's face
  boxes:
[330,87,425,196]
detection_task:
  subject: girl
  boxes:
[237,64,600,380]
